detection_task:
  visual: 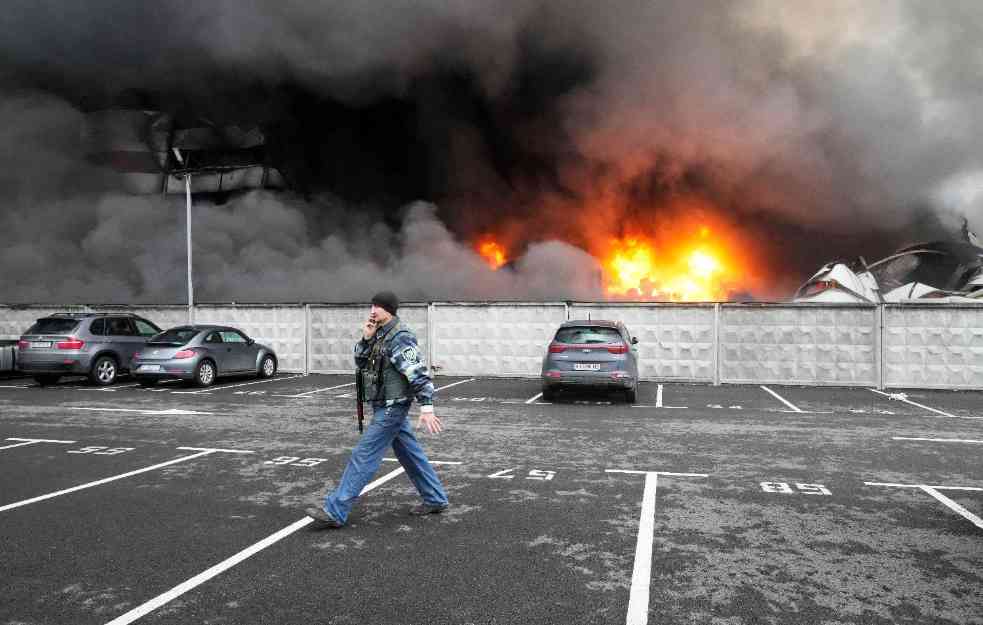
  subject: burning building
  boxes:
[0,2,981,304]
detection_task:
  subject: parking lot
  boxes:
[1,373,981,625]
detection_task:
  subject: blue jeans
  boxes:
[323,400,448,524]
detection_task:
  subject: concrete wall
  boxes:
[719,305,878,386]
[2,302,982,388]
[883,305,983,389]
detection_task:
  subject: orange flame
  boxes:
[601,224,743,301]
[477,238,508,270]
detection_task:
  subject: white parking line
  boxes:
[177,374,305,395]
[0,449,235,512]
[69,407,214,416]
[893,437,983,444]
[760,386,803,412]
[0,437,76,451]
[275,381,355,398]
[103,466,409,625]
[921,486,983,530]
[434,378,476,393]
[525,392,543,404]
[868,389,979,419]
[630,405,687,409]
[607,470,708,625]
[865,481,983,530]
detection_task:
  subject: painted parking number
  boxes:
[264,456,327,467]
[488,468,556,481]
[67,446,134,455]
[760,482,831,495]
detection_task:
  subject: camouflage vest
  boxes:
[364,320,412,402]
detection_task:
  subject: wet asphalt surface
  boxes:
[0,373,981,625]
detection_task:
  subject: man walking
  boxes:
[305,291,448,528]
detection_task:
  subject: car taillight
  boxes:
[607,344,628,354]
[548,344,567,353]
[17,340,29,350]
[56,338,84,350]
[545,371,562,378]
[173,349,196,359]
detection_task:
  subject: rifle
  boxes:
[355,368,365,433]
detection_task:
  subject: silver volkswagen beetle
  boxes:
[132,325,277,387]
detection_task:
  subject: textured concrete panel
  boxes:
[194,306,307,373]
[569,304,715,381]
[309,305,428,374]
[720,305,877,385]
[884,306,983,389]
[431,304,567,376]
[0,306,89,339]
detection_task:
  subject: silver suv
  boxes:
[17,313,162,386]
[541,320,640,403]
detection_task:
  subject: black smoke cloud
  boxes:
[0,1,981,303]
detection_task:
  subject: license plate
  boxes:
[574,363,601,371]
[138,364,161,372]
[30,341,52,348]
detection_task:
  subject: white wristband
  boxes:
[420,404,434,414]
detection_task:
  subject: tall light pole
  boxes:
[185,172,193,324]
[173,148,193,324]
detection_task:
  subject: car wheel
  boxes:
[194,360,216,388]
[138,378,158,387]
[625,385,637,404]
[258,355,276,379]
[542,387,555,402]
[34,375,60,387]
[89,355,118,386]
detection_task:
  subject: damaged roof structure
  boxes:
[83,107,285,195]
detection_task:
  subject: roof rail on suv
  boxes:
[47,312,143,318]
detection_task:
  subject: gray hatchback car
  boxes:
[541,320,640,403]
[17,313,163,386]
[132,325,277,387]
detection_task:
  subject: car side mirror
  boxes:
[631,337,638,345]
[247,338,255,346]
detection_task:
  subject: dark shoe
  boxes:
[305,507,343,529]
[409,502,449,516]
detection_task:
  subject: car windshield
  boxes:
[554,326,623,344]
[25,318,80,335]
[148,328,199,346]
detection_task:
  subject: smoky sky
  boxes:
[1,0,982,303]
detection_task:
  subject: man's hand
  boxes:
[362,318,378,340]
[417,410,443,434]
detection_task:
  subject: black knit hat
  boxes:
[370,291,399,316]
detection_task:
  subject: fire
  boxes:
[602,228,738,301]
[477,238,508,269]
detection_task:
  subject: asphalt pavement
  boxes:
[0,373,981,625]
